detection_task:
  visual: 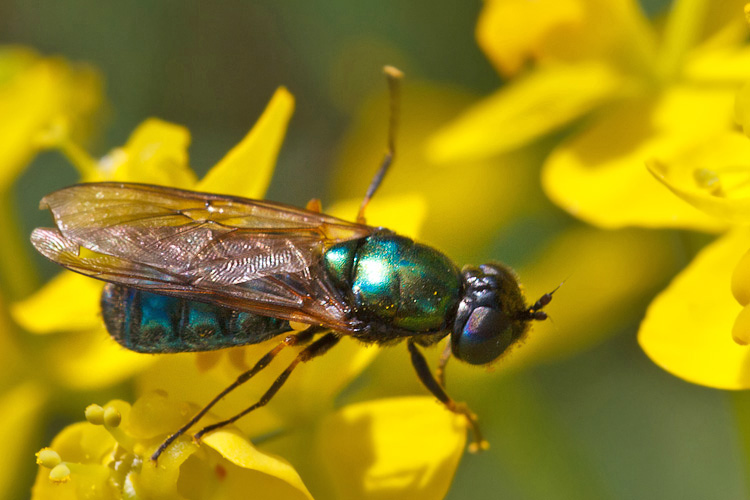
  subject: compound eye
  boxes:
[452,306,514,365]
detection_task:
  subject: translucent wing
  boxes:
[32,182,374,331]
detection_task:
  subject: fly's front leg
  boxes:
[436,340,452,389]
[407,340,490,452]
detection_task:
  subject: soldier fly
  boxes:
[31,67,554,462]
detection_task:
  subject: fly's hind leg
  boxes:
[192,332,340,441]
[150,326,322,462]
[407,340,490,452]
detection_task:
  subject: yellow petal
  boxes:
[689,0,750,51]
[639,229,750,389]
[427,62,623,163]
[198,87,294,198]
[316,397,466,500]
[0,46,38,82]
[122,392,193,441]
[476,0,583,75]
[327,194,427,239]
[0,383,46,500]
[202,429,313,500]
[137,336,378,439]
[476,0,656,76]
[543,84,734,230]
[732,248,750,305]
[655,0,715,81]
[49,328,155,389]
[736,80,750,135]
[646,132,750,223]
[110,118,197,187]
[54,422,116,464]
[12,272,102,334]
[685,46,750,85]
[138,442,198,500]
[0,296,21,381]
[135,351,289,437]
[31,422,115,500]
[732,303,750,345]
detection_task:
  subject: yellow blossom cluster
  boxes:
[429,0,750,391]
[9,1,750,498]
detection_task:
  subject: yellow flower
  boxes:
[639,228,750,388]
[428,0,750,229]
[32,397,314,500]
[638,86,750,389]
[33,394,465,500]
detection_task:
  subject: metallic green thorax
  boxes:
[324,232,462,333]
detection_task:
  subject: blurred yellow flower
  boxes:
[429,0,749,229]
[0,47,103,500]
[638,83,750,389]
[0,46,101,193]
[0,47,102,299]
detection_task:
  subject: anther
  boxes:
[36,448,62,468]
[85,404,105,425]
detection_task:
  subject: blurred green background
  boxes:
[2,0,747,499]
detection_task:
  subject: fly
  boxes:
[30,67,554,462]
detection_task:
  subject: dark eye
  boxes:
[451,306,514,365]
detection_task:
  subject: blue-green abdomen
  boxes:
[324,232,462,333]
[101,284,291,353]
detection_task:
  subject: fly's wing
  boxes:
[31,182,374,331]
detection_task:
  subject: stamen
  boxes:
[36,448,62,468]
[85,404,105,425]
[104,406,122,427]
[48,463,71,483]
[85,403,136,452]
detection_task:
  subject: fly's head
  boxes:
[450,263,553,365]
